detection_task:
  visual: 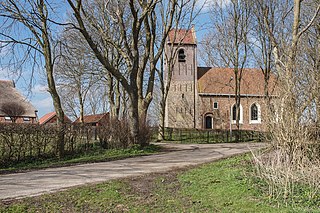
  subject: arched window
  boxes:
[251,104,258,121]
[231,104,243,124]
[249,103,261,124]
[178,49,186,62]
[232,105,237,121]
[205,115,212,129]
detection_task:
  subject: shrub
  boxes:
[0,120,152,167]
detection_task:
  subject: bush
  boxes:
[97,119,131,149]
[0,120,153,167]
[97,119,152,149]
[0,124,57,167]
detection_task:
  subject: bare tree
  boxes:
[0,0,66,157]
[0,102,25,123]
[55,29,102,123]
[252,0,320,202]
[66,0,190,145]
[298,6,320,126]
[201,0,252,140]
[262,0,319,155]
[251,0,278,103]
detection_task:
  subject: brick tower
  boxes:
[164,26,198,128]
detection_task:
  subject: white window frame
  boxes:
[213,102,218,109]
[249,103,261,124]
[231,104,243,124]
[23,117,31,122]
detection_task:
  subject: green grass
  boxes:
[0,144,161,174]
[1,154,319,212]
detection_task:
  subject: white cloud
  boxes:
[32,84,48,94]
[0,67,11,80]
[32,96,54,117]
[197,0,231,10]
[0,67,21,81]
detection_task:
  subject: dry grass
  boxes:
[252,138,320,205]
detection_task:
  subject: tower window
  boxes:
[178,49,186,62]
[213,102,218,109]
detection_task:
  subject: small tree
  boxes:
[0,102,25,123]
[201,0,252,141]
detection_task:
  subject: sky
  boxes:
[0,0,230,119]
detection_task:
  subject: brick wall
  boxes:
[0,116,37,124]
[165,44,197,128]
[198,96,267,131]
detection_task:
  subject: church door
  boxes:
[205,116,212,129]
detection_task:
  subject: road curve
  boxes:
[0,142,267,200]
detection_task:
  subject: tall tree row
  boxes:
[1,0,200,148]
[66,0,197,145]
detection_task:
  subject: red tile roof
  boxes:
[39,112,56,125]
[39,111,72,125]
[197,67,277,96]
[168,27,196,45]
[74,113,109,124]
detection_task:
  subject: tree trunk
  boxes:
[39,0,65,158]
[138,99,148,125]
[78,89,84,123]
[114,80,121,119]
[129,92,140,145]
[50,84,65,158]
[157,97,166,141]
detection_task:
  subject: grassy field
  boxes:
[1,154,318,212]
[0,144,161,174]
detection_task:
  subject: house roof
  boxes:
[197,67,277,96]
[39,111,72,125]
[73,113,109,124]
[167,27,196,45]
[39,112,56,125]
[0,80,37,117]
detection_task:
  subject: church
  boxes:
[164,27,276,131]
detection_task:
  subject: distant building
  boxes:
[73,113,109,126]
[39,112,72,125]
[164,27,277,130]
[0,80,37,124]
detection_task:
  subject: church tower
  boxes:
[164,26,198,128]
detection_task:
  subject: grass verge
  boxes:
[0,144,161,174]
[1,154,318,212]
